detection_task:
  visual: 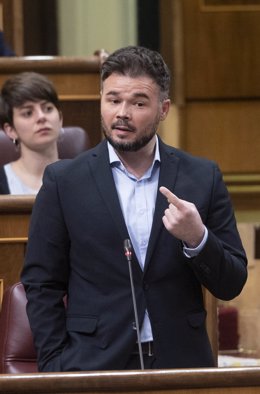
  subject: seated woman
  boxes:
[0,72,63,194]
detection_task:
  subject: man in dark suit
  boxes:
[21,46,247,372]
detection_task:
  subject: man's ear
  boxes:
[160,99,171,121]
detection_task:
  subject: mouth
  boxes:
[36,127,51,133]
[111,122,135,133]
[113,126,132,133]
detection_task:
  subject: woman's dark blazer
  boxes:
[21,137,247,372]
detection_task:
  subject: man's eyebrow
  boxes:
[132,92,149,100]
[105,90,120,96]
[105,91,150,100]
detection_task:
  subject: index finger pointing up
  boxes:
[159,186,182,208]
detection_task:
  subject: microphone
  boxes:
[124,238,132,262]
[124,239,144,370]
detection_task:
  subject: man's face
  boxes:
[101,73,169,152]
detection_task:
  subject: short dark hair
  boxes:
[101,46,171,100]
[0,72,61,128]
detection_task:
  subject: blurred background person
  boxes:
[0,72,63,194]
[0,30,15,56]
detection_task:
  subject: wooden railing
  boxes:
[1,368,260,393]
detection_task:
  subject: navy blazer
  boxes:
[21,138,247,371]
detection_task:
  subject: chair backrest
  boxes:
[0,126,91,167]
[0,282,38,373]
[0,129,20,165]
[57,126,91,159]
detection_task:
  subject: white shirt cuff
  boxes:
[183,226,208,258]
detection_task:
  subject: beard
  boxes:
[101,116,160,152]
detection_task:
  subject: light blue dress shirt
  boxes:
[107,137,207,342]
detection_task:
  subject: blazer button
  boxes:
[143,282,149,290]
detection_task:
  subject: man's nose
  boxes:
[116,102,130,119]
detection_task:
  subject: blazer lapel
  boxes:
[88,141,129,240]
[144,141,180,271]
[88,141,143,277]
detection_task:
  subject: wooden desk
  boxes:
[0,368,260,393]
[0,195,34,300]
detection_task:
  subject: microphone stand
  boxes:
[124,239,144,370]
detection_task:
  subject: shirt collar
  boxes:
[107,135,161,166]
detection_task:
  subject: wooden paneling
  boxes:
[0,0,58,56]
[183,101,260,173]
[160,0,260,211]
[22,0,58,55]
[0,243,25,290]
[0,196,34,291]
[0,0,23,55]
[183,0,260,99]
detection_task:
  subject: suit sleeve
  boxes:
[188,163,247,301]
[21,164,70,371]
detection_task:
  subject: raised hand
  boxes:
[159,186,205,248]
